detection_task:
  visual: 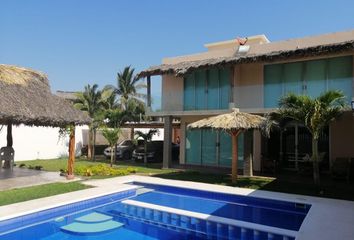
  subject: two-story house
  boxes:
[138,30,354,174]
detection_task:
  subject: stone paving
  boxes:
[0,167,67,191]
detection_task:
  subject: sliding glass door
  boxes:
[186,128,244,169]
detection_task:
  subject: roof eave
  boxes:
[137,40,354,78]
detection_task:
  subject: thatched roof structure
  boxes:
[188,108,266,131]
[138,39,354,78]
[56,90,79,101]
[0,64,91,127]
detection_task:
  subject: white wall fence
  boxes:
[0,125,164,161]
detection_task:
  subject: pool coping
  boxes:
[0,175,353,240]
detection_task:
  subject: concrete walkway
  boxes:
[0,167,67,191]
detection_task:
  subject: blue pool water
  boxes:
[130,182,309,231]
[0,183,310,240]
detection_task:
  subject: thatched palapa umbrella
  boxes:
[188,108,266,183]
[0,64,91,178]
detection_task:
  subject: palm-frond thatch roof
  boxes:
[188,108,266,131]
[0,64,91,127]
[138,39,354,78]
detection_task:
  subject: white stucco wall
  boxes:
[0,125,87,161]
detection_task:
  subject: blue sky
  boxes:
[1,0,354,109]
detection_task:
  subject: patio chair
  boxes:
[0,146,15,170]
[331,157,351,182]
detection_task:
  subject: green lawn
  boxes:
[17,158,179,176]
[154,171,274,189]
[0,182,91,206]
[154,171,354,201]
[16,158,354,201]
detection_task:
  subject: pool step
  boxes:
[60,212,123,235]
[135,187,154,195]
[121,200,296,240]
[75,212,113,223]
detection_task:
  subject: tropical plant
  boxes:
[102,127,121,167]
[106,66,146,111]
[134,129,159,165]
[74,84,112,160]
[104,108,127,128]
[276,90,347,185]
[124,98,146,122]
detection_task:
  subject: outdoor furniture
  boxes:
[0,146,15,170]
[331,157,351,182]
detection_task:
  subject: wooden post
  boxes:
[130,127,135,140]
[147,76,151,108]
[67,126,75,180]
[243,130,254,177]
[231,130,240,183]
[87,128,93,159]
[92,128,96,161]
[7,124,13,147]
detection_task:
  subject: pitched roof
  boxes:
[137,30,354,78]
[0,64,91,127]
[56,91,79,101]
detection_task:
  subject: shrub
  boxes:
[19,163,26,168]
[73,164,137,177]
[34,166,43,170]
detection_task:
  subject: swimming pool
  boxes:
[0,182,310,240]
[129,182,309,231]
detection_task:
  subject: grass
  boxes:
[0,182,91,206]
[16,158,354,201]
[154,171,354,201]
[17,158,179,176]
[154,171,273,189]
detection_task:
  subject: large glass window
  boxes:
[304,59,327,98]
[185,129,201,165]
[283,62,302,95]
[264,64,283,108]
[328,56,353,101]
[184,74,195,110]
[195,70,206,110]
[184,68,230,110]
[220,68,231,109]
[186,128,244,169]
[264,56,353,108]
[207,69,220,109]
[201,130,217,166]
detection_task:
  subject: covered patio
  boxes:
[0,64,91,179]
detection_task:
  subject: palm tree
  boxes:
[276,90,347,185]
[102,127,121,167]
[106,66,146,110]
[74,84,110,160]
[125,98,146,122]
[134,129,159,165]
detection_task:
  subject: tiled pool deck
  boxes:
[0,175,353,240]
